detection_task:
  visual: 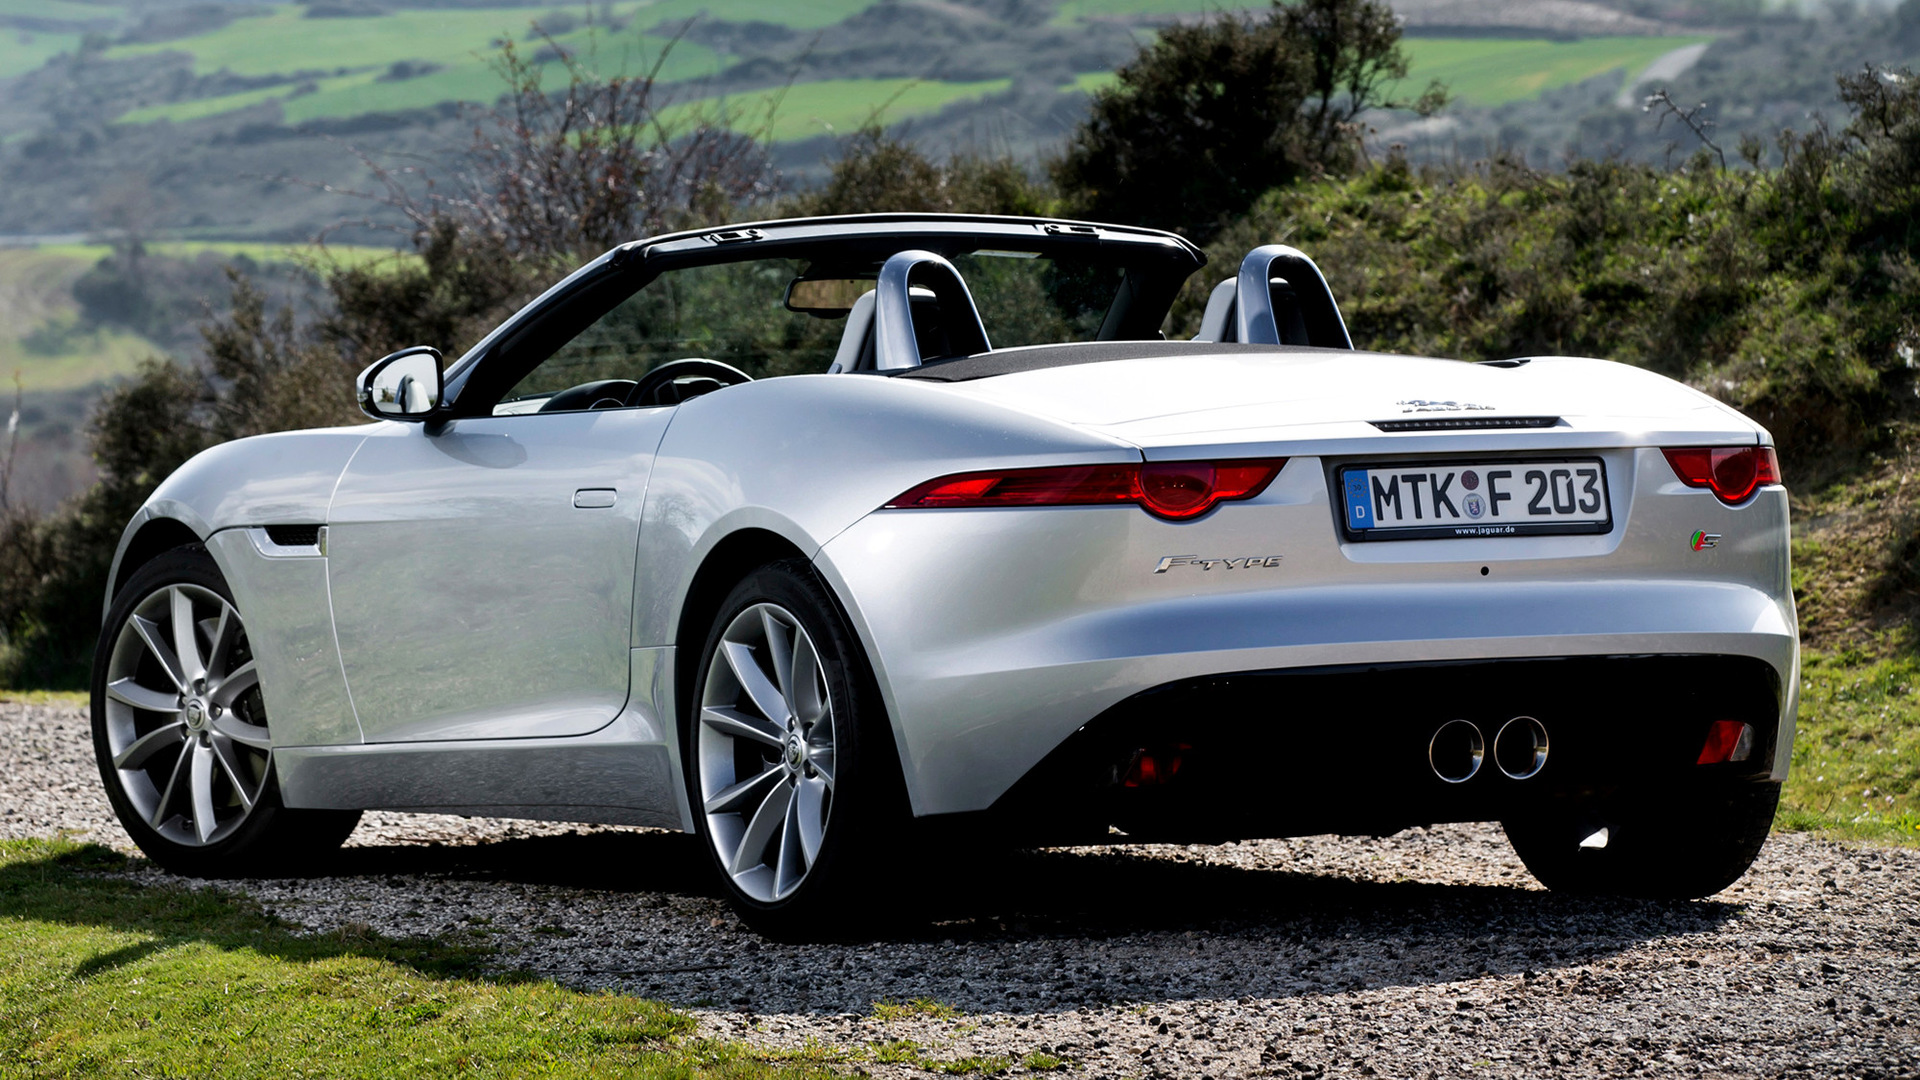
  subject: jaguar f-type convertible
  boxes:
[91,214,1795,931]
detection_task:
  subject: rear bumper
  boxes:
[972,654,1783,845]
[816,456,1795,817]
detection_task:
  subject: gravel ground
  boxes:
[6,700,1918,1078]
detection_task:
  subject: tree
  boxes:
[788,125,1051,218]
[1053,0,1444,240]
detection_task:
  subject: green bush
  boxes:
[1187,68,1919,459]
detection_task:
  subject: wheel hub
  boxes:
[182,697,208,732]
[784,733,805,772]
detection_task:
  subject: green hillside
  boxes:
[1400,35,1712,105]
[1072,36,1714,108]
[0,30,83,81]
[663,77,1017,143]
[0,243,397,394]
[100,0,1714,134]
[108,3,721,124]
[0,248,157,395]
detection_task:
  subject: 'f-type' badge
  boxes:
[1154,555,1284,573]
[1690,530,1721,551]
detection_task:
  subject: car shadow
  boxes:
[277,828,1745,1012]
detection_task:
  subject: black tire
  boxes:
[685,559,908,939]
[92,544,360,878]
[1504,781,1780,899]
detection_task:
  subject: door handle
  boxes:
[572,488,617,509]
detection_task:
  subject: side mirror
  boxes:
[357,346,444,421]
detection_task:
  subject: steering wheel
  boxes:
[626,358,753,407]
[536,378,638,413]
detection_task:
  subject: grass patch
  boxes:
[660,77,1013,143]
[1396,35,1714,106]
[623,0,878,31]
[0,247,161,394]
[108,4,720,125]
[0,29,83,81]
[0,689,88,707]
[0,243,405,394]
[0,838,832,1078]
[872,997,960,1022]
[1051,0,1238,25]
[1778,650,1920,845]
[1023,1051,1069,1070]
[0,0,119,18]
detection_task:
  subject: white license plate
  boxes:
[1338,459,1611,541]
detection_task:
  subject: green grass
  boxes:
[1050,0,1246,25]
[1069,70,1118,95]
[1777,650,1920,845]
[0,689,87,707]
[1061,31,1712,108]
[0,838,832,1078]
[872,997,960,1022]
[0,0,118,18]
[1397,35,1713,105]
[30,240,402,268]
[660,77,1013,142]
[622,0,878,30]
[0,248,160,394]
[0,29,83,81]
[0,243,402,394]
[108,3,720,125]
[109,5,620,77]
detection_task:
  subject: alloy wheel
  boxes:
[102,583,273,847]
[698,602,837,903]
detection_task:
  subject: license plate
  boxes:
[1337,458,1611,541]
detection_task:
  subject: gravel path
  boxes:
[6,700,1918,1078]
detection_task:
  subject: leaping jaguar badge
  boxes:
[1690,530,1721,551]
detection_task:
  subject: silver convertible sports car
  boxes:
[92,214,1795,933]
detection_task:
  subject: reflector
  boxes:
[1697,720,1755,764]
[1121,743,1192,787]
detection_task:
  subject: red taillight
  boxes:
[885,459,1286,520]
[1661,445,1781,505]
[1696,720,1755,765]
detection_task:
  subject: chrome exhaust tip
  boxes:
[1428,719,1484,783]
[1493,715,1550,780]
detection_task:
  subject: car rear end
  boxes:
[814,348,1794,886]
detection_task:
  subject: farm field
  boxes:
[0,247,159,395]
[90,1,1717,136]
[108,3,720,125]
[1062,37,1711,109]
[0,30,82,81]
[661,77,1016,143]
[0,242,398,394]
[1400,35,1713,105]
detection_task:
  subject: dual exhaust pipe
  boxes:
[1428,716,1549,783]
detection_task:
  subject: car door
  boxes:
[325,407,671,742]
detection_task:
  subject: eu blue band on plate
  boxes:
[1344,471,1374,529]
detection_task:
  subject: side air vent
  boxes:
[264,524,323,548]
[1370,416,1561,432]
